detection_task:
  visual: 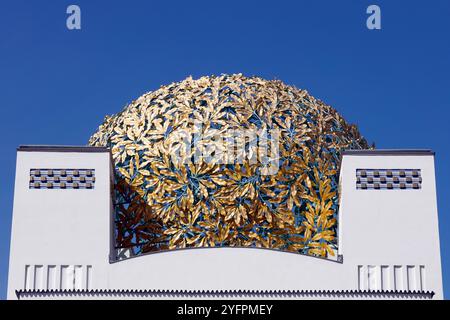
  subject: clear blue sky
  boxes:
[0,0,449,299]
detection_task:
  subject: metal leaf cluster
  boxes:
[89,74,369,259]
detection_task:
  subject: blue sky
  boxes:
[0,0,449,299]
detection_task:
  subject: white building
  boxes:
[7,145,443,299]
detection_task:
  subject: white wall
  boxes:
[7,149,443,299]
[339,152,443,298]
[7,149,112,299]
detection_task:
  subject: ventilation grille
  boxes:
[356,169,421,190]
[24,264,92,291]
[29,169,95,189]
[358,265,426,292]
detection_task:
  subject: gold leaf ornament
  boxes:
[89,74,370,259]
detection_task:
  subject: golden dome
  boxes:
[89,74,369,259]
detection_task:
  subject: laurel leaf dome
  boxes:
[89,74,369,259]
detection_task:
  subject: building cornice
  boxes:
[17,145,110,153]
[342,149,435,156]
[15,289,435,300]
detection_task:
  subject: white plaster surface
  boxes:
[7,150,443,299]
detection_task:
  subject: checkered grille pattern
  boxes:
[356,169,421,190]
[29,169,95,189]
